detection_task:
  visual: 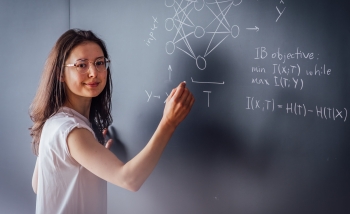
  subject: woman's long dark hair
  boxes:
[29,29,113,156]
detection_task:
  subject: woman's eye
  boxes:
[96,61,105,66]
[77,63,87,68]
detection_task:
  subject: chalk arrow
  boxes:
[246,26,259,32]
[168,65,172,81]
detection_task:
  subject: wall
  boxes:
[0,0,69,213]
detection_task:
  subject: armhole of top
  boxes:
[63,122,96,158]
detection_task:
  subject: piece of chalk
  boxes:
[183,81,186,83]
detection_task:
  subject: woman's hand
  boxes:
[103,128,113,150]
[162,81,195,128]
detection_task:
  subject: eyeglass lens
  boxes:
[75,58,109,73]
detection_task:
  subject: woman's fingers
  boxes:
[162,81,195,128]
[172,81,186,102]
[102,128,113,150]
[105,139,113,150]
[165,82,184,103]
[165,88,176,103]
[184,89,194,107]
[102,128,107,137]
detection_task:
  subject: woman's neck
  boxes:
[63,98,91,120]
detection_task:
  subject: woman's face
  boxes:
[62,41,107,103]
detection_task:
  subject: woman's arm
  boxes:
[32,129,112,194]
[32,158,38,194]
[67,82,194,192]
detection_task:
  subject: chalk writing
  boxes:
[203,91,212,107]
[246,96,348,122]
[144,16,158,47]
[145,90,170,103]
[251,47,332,90]
[255,47,316,62]
[146,87,217,108]
[306,64,332,76]
[246,26,259,32]
[191,77,225,85]
[276,0,286,22]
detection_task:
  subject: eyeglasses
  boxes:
[65,57,110,74]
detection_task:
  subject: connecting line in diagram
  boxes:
[165,0,242,70]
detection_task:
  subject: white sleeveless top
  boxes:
[36,107,107,214]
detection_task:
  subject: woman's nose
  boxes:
[87,62,98,77]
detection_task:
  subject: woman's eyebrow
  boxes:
[76,56,104,61]
[76,58,88,61]
[95,56,105,60]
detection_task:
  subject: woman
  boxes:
[30,29,194,214]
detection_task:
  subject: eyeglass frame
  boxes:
[64,57,111,73]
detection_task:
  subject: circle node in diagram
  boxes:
[194,0,205,11]
[166,41,176,54]
[194,26,205,38]
[231,25,240,38]
[165,0,175,7]
[165,18,175,31]
[196,55,207,70]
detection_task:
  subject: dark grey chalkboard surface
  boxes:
[71,0,349,213]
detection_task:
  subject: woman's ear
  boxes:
[59,74,64,82]
[57,69,65,82]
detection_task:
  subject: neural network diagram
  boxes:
[165,0,242,70]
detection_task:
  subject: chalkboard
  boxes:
[70,0,350,213]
